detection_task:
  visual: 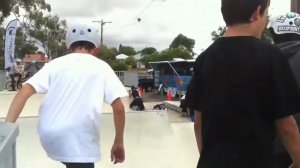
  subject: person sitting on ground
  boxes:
[130,85,145,111]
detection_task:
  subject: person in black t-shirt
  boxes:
[186,1,300,168]
[268,12,300,168]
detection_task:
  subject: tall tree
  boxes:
[98,45,110,61]
[0,0,13,22]
[20,11,67,59]
[169,34,195,53]
[119,45,136,56]
[211,25,273,43]
[0,1,66,59]
[143,48,193,66]
[15,29,38,58]
[140,47,157,55]
[0,27,4,69]
[0,0,51,23]
[125,56,137,68]
[142,53,161,65]
[108,47,118,60]
[211,26,226,41]
[161,48,193,60]
[261,28,274,43]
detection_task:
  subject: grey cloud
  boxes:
[46,0,140,17]
[104,34,171,52]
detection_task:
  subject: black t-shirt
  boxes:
[131,89,140,98]
[186,36,300,168]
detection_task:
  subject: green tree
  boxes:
[142,48,193,67]
[161,48,193,60]
[261,28,274,43]
[98,45,110,61]
[0,0,13,22]
[110,61,128,71]
[22,12,67,59]
[23,10,66,58]
[140,47,157,55]
[0,0,51,23]
[119,45,136,56]
[8,1,66,59]
[0,56,4,70]
[0,27,5,69]
[142,52,161,68]
[211,26,226,41]
[15,29,38,58]
[211,25,273,42]
[169,34,195,53]
[98,45,119,62]
[108,47,118,60]
[125,56,137,68]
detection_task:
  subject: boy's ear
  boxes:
[67,48,72,53]
[92,48,100,56]
[250,5,261,22]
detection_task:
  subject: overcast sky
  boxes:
[7,0,292,54]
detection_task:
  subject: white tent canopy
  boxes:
[116,54,129,60]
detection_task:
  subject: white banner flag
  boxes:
[4,19,21,70]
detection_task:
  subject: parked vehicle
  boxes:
[149,59,195,95]
[138,77,154,92]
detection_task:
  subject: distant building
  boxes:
[133,53,145,68]
[23,54,48,63]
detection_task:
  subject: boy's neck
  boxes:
[223,23,261,39]
[73,48,92,54]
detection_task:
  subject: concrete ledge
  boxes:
[162,101,182,112]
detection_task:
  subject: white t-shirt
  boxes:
[24,53,128,162]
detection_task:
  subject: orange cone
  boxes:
[167,89,172,101]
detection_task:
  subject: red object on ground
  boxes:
[167,89,172,101]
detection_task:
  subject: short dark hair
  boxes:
[221,0,270,26]
[269,28,300,44]
[69,41,96,52]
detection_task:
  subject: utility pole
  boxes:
[291,0,300,13]
[93,20,112,46]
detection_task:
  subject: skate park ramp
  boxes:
[0,92,199,168]
[0,92,159,118]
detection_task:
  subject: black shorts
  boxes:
[63,162,94,168]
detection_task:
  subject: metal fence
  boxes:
[115,71,125,84]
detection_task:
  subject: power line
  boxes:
[138,0,167,21]
[128,0,156,23]
[106,0,167,31]
[106,0,156,30]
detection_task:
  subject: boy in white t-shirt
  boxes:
[5,22,128,168]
